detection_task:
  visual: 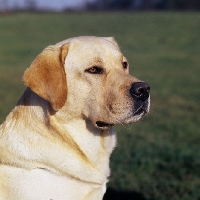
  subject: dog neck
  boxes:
[0,88,116,185]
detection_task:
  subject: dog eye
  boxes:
[85,66,104,74]
[122,61,128,69]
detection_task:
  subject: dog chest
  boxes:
[0,167,105,200]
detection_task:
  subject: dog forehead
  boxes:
[58,36,122,57]
[58,37,125,72]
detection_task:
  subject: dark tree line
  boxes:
[0,0,38,11]
[87,0,200,10]
[1,0,200,12]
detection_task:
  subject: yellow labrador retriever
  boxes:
[0,36,150,200]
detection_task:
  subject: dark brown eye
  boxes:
[122,61,128,69]
[85,66,103,74]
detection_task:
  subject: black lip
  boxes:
[96,121,113,128]
[134,100,149,116]
[134,107,148,116]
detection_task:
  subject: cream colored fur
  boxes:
[0,36,150,200]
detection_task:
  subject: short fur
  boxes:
[0,36,150,200]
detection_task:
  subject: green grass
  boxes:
[0,12,200,200]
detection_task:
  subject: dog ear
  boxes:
[23,43,69,111]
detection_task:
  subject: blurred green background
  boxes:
[0,12,200,200]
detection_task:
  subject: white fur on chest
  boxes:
[2,167,106,200]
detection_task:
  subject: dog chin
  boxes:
[95,115,143,130]
[123,114,143,124]
[132,113,145,122]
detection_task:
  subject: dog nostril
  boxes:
[130,82,150,101]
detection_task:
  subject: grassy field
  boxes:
[0,12,200,200]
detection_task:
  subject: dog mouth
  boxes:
[134,107,148,116]
[96,121,113,129]
[95,102,149,129]
[134,100,149,116]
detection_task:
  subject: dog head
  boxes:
[23,36,150,129]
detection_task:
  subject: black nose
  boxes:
[130,82,150,101]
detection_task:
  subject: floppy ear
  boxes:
[23,43,69,111]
